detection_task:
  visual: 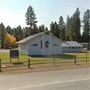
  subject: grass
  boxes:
[0,52,90,64]
[0,52,29,63]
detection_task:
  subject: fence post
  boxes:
[86,52,87,64]
[28,59,31,69]
[53,58,55,67]
[74,56,76,64]
[0,59,2,72]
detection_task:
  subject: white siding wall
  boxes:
[18,43,28,54]
[28,36,42,55]
[42,34,52,55]
[52,36,62,54]
[62,47,82,53]
[18,32,62,55]
[42,34,62,55]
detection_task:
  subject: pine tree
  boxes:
[65,15,71,40]
[31,25,39,35]
[12,25,23,41]
[39,25,46,32]
[50,21,55,34]
[82,9,90,42]
[50,22,54,29]
[58,16,65,40]
[25,5,37,28]
[72,8,81,42]
[66,8,81,41]
[50,21,59,38]
[16,25,23,40]
[0,23,6,48]
[6,25,12,35]
[23,27,31,38]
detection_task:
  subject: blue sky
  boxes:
[0,0,90,28]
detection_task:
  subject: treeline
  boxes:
[0,23,47,48]
[0,5,90,49]
[50,8,90,43]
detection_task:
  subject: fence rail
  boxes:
[0,53,90,72]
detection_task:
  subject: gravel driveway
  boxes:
[0,49,9,53]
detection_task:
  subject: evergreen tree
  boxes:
[13,25,23,41]
[16,25,23,40]
[0,23,6,48]
[58,16,65,40]
[45,27,48,31]
[25,5,37,28]
[23,27,31,38]
[82,9,90,42]
[65,15,71,40]
[50,21,55,34]
[72,8,81,41]
[50,21,59,38]
[39,25,46,32]
[66,8,81,41]
[31,25,39,35]
[66,16,75,40]
[6,25,12,35]
[50,17,65,40]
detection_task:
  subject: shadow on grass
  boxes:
[29,54,75,59]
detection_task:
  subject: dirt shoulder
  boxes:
[0,61,90,74]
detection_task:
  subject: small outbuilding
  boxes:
[17,31,62,56]
[62,41,83,53]
[82,43,90,50]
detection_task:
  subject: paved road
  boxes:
[11,79,90,90]
[0,67,90,90]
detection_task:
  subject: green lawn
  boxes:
[0,52,90,64]
[0,53,29,63]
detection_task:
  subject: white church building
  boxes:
[17,31,62,56]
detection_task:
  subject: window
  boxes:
[41,40,42,49]
[72,47,74,49]
[31,43,38,46]
[53,44,58,46]
[45,41,49,48]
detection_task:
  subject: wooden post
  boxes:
[53,58,55,67]
[86,52,87,64]
[18,57,19,63]
[0,59,2,72]
[28,59,31,69]
[74,56,76,64]
[10,57,11,63]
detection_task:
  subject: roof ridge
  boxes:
[17,31,46,44]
